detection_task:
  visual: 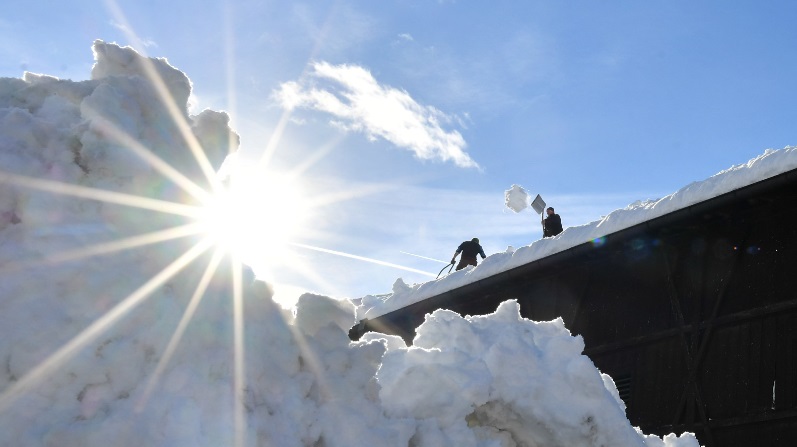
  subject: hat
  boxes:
[471,237,479,244]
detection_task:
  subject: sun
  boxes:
[196,166,311,266]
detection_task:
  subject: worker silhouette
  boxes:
[451,237,486,271]
[543,207,563,237]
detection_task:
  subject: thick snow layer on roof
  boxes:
[356,146,797,320]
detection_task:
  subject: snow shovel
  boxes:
[530,194,546,230]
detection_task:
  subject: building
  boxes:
[350,167,797,446]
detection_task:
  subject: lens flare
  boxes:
[196,170,311,265]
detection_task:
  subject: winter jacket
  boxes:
[543,213,563,237]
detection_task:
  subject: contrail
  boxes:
[291,243,435,277]
[399,251,448,264]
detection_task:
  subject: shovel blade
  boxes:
[530,194,546,215]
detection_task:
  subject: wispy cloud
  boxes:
[274,61,478,168]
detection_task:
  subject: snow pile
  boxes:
[504,184,530,213]
[0,42,699,446]
[376,300,662,446]
[359,146,797,319]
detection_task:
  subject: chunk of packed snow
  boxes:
[504,183,530,213]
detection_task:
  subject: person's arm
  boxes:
[479,247,486,259]
[451,249,461,264]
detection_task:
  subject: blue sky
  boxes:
[2,1,796,302]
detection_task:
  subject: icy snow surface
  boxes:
[0,41,709,446]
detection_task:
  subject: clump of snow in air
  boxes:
[504,184,530,213]
[358,146,797,320]
[0,41,701,446]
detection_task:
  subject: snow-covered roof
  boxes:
[356,146,797,320]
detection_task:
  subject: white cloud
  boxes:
[398,33,414,42]
[274,62,478,168]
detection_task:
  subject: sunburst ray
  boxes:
[231,254,247,447]
[0,170,202,217]
[136,248,225,411]
[0,238,213,412]
[104,0,223,192]
[81,105,211,202]
[290,242,435,277]
[0,223,204,274]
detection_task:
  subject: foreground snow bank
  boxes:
[372,300,698,446]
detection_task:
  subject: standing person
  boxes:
[451,237,487,271]
[543,207,563,237]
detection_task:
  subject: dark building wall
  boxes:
[351,169,797,446]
